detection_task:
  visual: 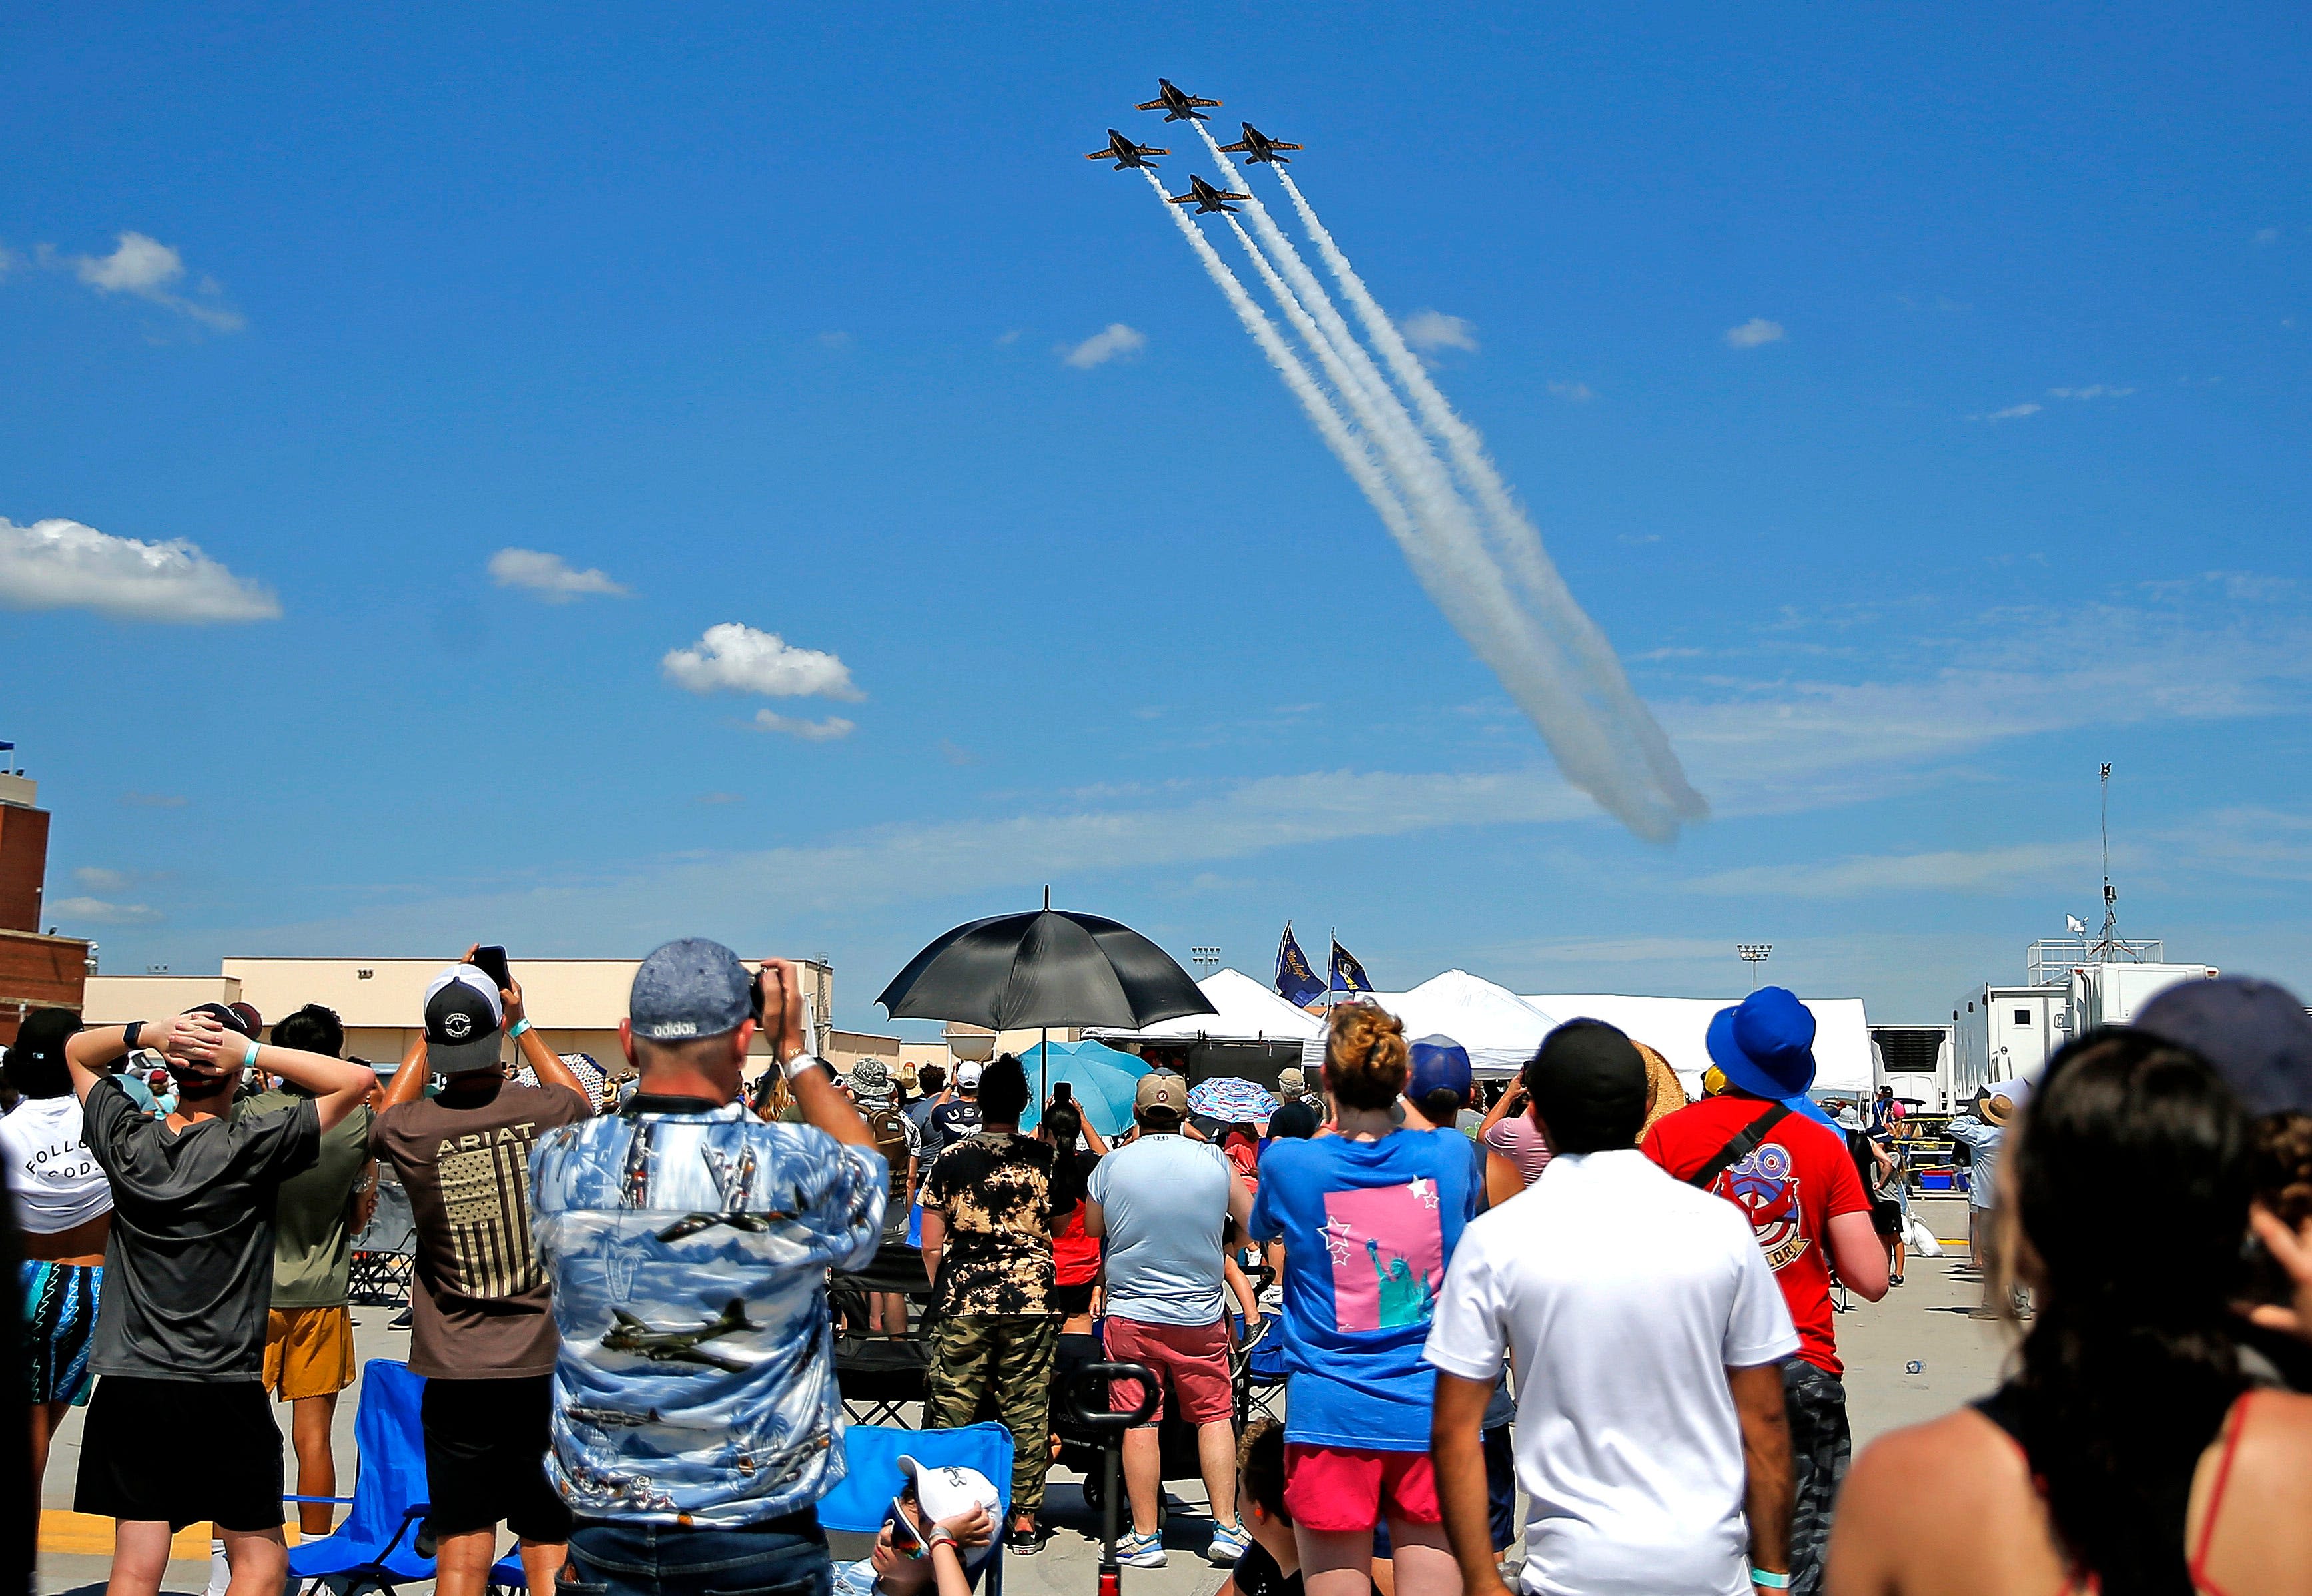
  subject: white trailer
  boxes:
[2064,961,2219,1032]
[1952,987,2068,1102]
[1871,1024,1957,1112]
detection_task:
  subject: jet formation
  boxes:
[1103,80,1301,217]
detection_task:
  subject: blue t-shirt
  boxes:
[1250,1130,1478,1451]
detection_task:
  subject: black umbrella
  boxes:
[877,895,1217,1035]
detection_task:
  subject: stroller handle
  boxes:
[1068,1361,1161,1431]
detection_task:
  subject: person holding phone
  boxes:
[372,946,597,1596]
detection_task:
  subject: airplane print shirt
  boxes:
[530,1097,886,1526]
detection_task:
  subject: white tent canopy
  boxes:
[1090,967,1323,1044]
[1296,970,1559,1076]
[1524,993,1872,1099]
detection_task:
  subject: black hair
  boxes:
[2010,1026,2251,1596]
[917,1062,947,1094]
[1044,1102,1090,1214]
[271,1003,345,1060]
[1415,1087,1465,1126]
[1238,1417,1289,1523]
[978,1054,1030,1123]
[4,1008,81,1098]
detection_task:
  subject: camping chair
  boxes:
[833,1233,938,1425]
[1239,1313,1288,1425]
[819,1421,1014,1596]
[285,1358,530,1593]
[348,1178,418,1308]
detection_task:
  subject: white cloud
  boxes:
[62,232,244,332]
[48,895,161,925]
[2047,385,2136,400]
[2255,227,2280,245]
[488,548,629,602]
[72,867,136,892]
[1547,380,1595,403]
[662,622,863,701]
[753,709,856,741]
[1401,310,1479,354]
[1978,402,2042,422]
[0,517,280,623]
[1060,323,1147,369]
[1686,842,2098,899]
[1724,318,1785,350]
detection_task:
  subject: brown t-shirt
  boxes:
[371,1080,586,1378]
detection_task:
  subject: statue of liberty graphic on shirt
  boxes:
[1320,1178,1446,1334]
[1365,1237,1437,1328]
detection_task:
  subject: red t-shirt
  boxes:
[1640,1096,1870,1376]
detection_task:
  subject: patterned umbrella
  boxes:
[1187,1077,1280,1124]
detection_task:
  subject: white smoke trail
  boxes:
[1274,170,1707,825]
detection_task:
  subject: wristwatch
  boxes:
[782,1052,834,1084]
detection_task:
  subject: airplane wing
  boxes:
[1166,194,1198,205]
[611,1309,644,1328]
[1085,149,1115,161]
[1190,95,1222,108]
[1272,141,1303,152]
[1217,139,1250,153]
[1135,98,1168,111]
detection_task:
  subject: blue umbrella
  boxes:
[1018,1043,1146,1138]
[1187,1077,1280,1124]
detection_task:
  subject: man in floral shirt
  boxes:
[917,1054,1056,1556]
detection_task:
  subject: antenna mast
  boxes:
[2094,761,2119,960]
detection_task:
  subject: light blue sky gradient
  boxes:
[5,4,2307,1032]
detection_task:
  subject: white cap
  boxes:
[955,1060,984,1090]
[897,1457,1001,1565]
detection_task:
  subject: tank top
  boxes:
[1971,1384,2258,1596]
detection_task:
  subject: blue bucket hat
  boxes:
[1407,1034,1474,1106]
[1706,986,1818,1102]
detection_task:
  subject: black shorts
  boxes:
[422,1374,575,1543]
[1870,1198,1904,1238]
[75,1375,284,1533]
[1052,1280,1096,1318]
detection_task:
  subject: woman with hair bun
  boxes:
[1248,1003,1479,1596]
[1826,1026,2312,1596]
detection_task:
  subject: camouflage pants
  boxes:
[1782,1359,1850,1596]
[925,1314,1058,1519]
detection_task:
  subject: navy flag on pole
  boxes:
[1276,923,1325,1011]
[1329,939,1373,999]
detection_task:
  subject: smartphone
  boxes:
[469,945,513,991]
[1052,1082,1073,1104]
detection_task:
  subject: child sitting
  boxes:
[832,1457,1000,1596]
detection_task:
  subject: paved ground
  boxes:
[35,1198,2003,1595]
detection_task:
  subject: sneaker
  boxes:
[1208,1521,1252,1564]
[1006,1525,1042,1556]
[1116,1531,1168,1568]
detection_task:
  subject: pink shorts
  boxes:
[1102,1316,1234,1427]
[1283,1443,1441,1531]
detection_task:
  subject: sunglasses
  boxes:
[885,1498,927,1561]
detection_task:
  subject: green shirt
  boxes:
[238,1088,374,1308]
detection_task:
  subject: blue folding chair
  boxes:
[819,1422,1015,1596]
[285,1358,529,1592]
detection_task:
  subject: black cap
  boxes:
[1525,1019,1649,1153]
[2133,976,2312,1118]
[4,1008,83,1098]
[186,1001,258,1040]
[424,965,508,1075]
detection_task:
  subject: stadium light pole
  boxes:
[1736,944,1773,991]
[1191,945,1221,975]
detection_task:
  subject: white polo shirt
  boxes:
[1425,1148,1798,1596]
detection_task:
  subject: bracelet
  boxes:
[508,1019,532,1040]
[243,1038,263,1070]
[123,1020,144,1052]
[925,1528,957,1551]
[1751,1570,1790,1590]
[782,1053,833,1084]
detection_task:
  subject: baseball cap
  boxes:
[1407,1034,1473,1106]
[1277,1066,1307,1097]
[1135,1071,1189,1120]
[954,1059,984,1090]
[849,1058,895,1101]
[2134,975,2312,1118]
[1526,1019,1648,1152]
[186,1001,260,1040]
[630,937,755,1043]
[895,1457,1002,1567]
[424,965,506,1075]
[3,1008,82,1097]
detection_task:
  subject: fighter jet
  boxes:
[1086,129,1168,169]
[600,1298,760,1374]
[1137,79,1222,122]
[1217,123,1302,165]
[1166,175,1251,214]
[565,1403,664,1429]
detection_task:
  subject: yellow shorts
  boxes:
[262,1305,356,1401]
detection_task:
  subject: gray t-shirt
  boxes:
[1087,1132,1232,1327]
[82,1075,321,1379]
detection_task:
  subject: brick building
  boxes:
[0,770,90,1048]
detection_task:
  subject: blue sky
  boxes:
[5,3,2307,1033]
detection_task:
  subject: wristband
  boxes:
[782,1053,833,1084]
[243,1038,263,1070]
[508,1019,532,1040]
[925,1528,957,1551]
[1751,1571,1790,1590]
[123,1020,144,1052]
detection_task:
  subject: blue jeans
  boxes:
[565,1513,831,1596]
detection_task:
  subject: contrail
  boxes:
[1274,169,1708,827]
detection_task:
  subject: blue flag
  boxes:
[1330,939,1373,998]
[1275,923,1325,1010]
